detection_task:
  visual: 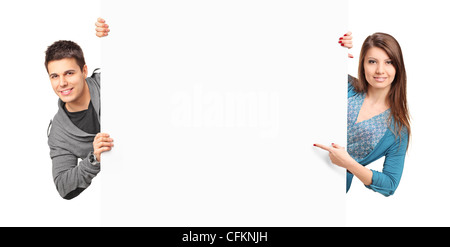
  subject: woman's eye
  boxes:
[368,60,376,64]
[386,61,393,65]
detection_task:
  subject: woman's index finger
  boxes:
[313,143,331,152]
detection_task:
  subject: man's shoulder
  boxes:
[47,107,64,140]
[87,68,101,88]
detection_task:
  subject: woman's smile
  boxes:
[374,77,387,82]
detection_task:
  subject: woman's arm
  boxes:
[365,133,408,196]
[314,143,372,185]
[315,133,408,197]
[344,155,372,186]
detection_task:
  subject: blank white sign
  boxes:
[101,0,348,226]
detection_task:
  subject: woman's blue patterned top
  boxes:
[347,92,391,162]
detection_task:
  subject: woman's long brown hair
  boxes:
[352,32,410,149]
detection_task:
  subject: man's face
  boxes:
[47,58,88,104]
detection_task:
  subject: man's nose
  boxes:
[59,76,68,87]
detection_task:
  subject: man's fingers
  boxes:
[94,142,114,148]
[96,133,110,137]
[98,137,114,144]
[94,143,114,153]
[96,32,109,37]
[313,143,331,152]
[95,18,109,38]
[95,138,114,147]
[95,22,108,28]
[98,142,114,147]
[97,146,112,155]
[95,133,110,141]
[101,137,114,142]
[96,27,110,33]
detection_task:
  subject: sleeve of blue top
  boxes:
[365,131,409,196]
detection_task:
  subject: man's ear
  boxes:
[83,64,88,79]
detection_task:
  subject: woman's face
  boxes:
[364,47,396,91]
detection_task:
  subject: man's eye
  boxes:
[50,75,58,79]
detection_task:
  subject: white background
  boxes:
[0,0,449,227]
[346,0,450,226]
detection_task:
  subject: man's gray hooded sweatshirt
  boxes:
[47,71,101,199]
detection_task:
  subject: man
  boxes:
[46,18,111,199]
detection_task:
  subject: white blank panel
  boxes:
[101,0,348,226]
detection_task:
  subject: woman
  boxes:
[315,32,410,197]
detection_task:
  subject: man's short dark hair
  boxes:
[45,40,86,73]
